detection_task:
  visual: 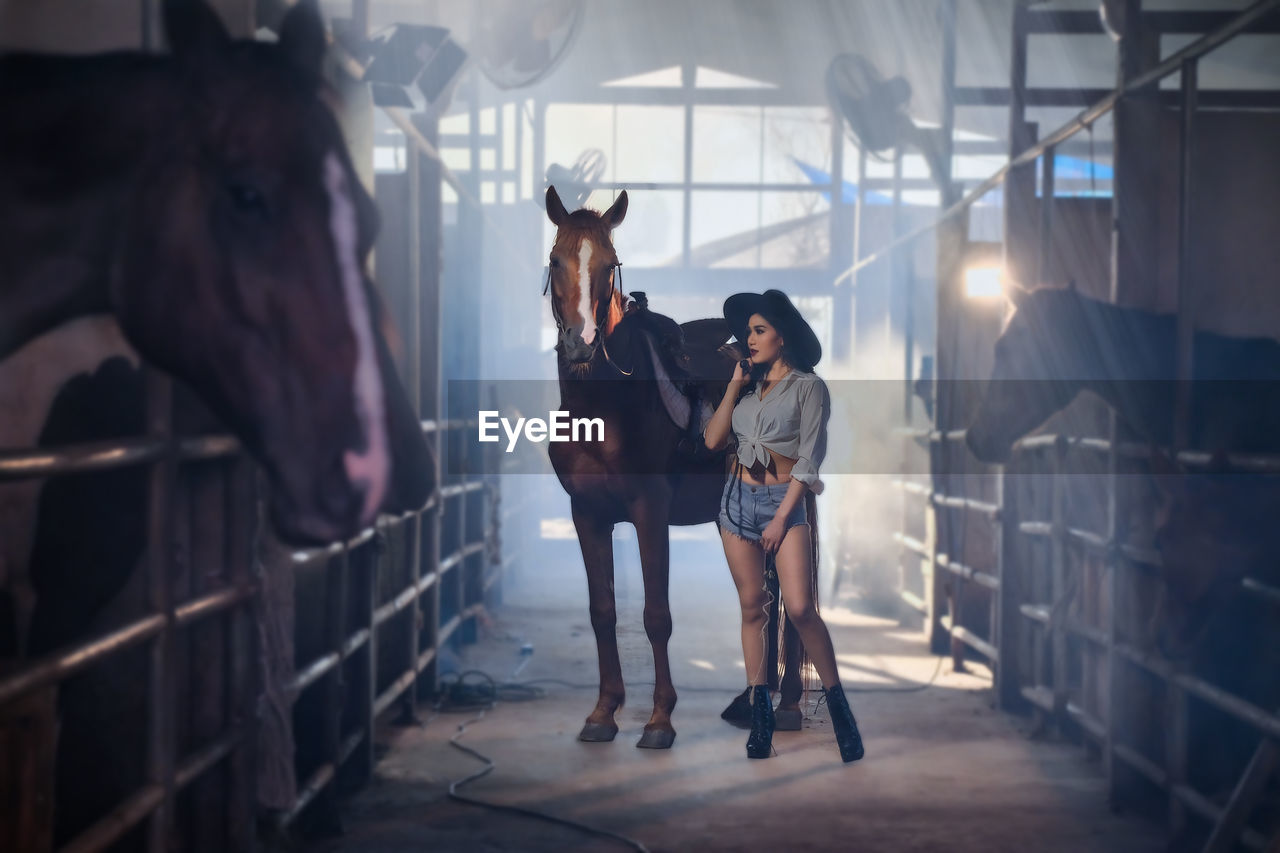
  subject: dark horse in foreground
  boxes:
[0,0,433,544]
[541,186,812,747]
[1,1,432,848]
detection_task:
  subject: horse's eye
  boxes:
[550,257,560,268]
[227,182,267,215]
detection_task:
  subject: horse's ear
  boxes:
[605,190,628,229]
[1006,282,1030,310]
[546,186,569,226]
[278,0,328,81]
[162,0,231,62]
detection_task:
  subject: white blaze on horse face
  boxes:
[323,152,389,525]
[577,240,596,345]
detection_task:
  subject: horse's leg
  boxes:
[630,490,677,749]
[779,502,820,729]
[765,572,781,692]
[572,500,623,742]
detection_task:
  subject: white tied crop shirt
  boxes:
[726,369,830,488]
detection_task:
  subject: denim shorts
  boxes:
[717,478,808,543]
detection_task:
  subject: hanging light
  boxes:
[341,22,469,112]
[964,263,1006,300]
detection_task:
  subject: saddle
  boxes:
[622,292,740,459]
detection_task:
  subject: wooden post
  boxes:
[1050,436,1069,730]
[316,551,348,829]
[145,372,177,853]
[416,112,445,699]
[355,537,377,785]
[996,466,1022,710]
[226,456,257,853]
[1165,55,1199,840]
[830,108,853,363]
[930,195,968,655]
[1106,0,1160,811]
[396,120,427,725]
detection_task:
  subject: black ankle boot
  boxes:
[824,683,864,763]
[745,684,775,759]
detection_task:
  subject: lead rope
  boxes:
[599,262,634,375]
[545,260,632,375]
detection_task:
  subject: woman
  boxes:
[703,290,864,762]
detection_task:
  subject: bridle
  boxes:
[543,251,634,376]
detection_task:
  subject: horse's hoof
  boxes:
[636,728,676,750]
[578,722,619,742]
[775,705,802,731]
[721,688,752,729]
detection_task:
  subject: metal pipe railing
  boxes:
[0,371,510,853]
[1,33,519,853]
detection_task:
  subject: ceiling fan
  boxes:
[539,148,607,211]
[472,0,584,90]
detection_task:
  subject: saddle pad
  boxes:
[644,335,713,435]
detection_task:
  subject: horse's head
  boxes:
[111,0,430,544]
[543,185,628,373]
[966,285,1084,463]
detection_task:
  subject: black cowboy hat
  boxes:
[723,289,822,370]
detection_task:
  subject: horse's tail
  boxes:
[776,490,820,702]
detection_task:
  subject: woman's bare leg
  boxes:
[720,527,771,686]
[773,523,841,688]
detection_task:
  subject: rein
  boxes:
[544,257,634,376]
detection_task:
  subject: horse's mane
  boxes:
[1003,282,1085,332]
[551,208,614,248]
[565,208,607,227]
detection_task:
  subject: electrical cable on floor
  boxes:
[425,639,948,853]
[434,671,652,853]
[428,627,950,848]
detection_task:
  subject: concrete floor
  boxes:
[308,491,1165,853]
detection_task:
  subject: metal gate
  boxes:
[835,3,1280,850]
[0,16,510,852]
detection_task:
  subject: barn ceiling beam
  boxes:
[957,87,1280,110]
[1026,9,1280,35]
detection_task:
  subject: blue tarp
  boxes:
[792,154,1113,205]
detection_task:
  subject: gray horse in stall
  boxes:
[0,0,432,847]
[964,283,1280,652]
[965,283,1280,806]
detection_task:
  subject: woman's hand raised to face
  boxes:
[731,358,751,386]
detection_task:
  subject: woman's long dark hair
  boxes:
[736,309,815,398]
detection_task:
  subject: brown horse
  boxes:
[542,185,811,747]
[0,0,431,545]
